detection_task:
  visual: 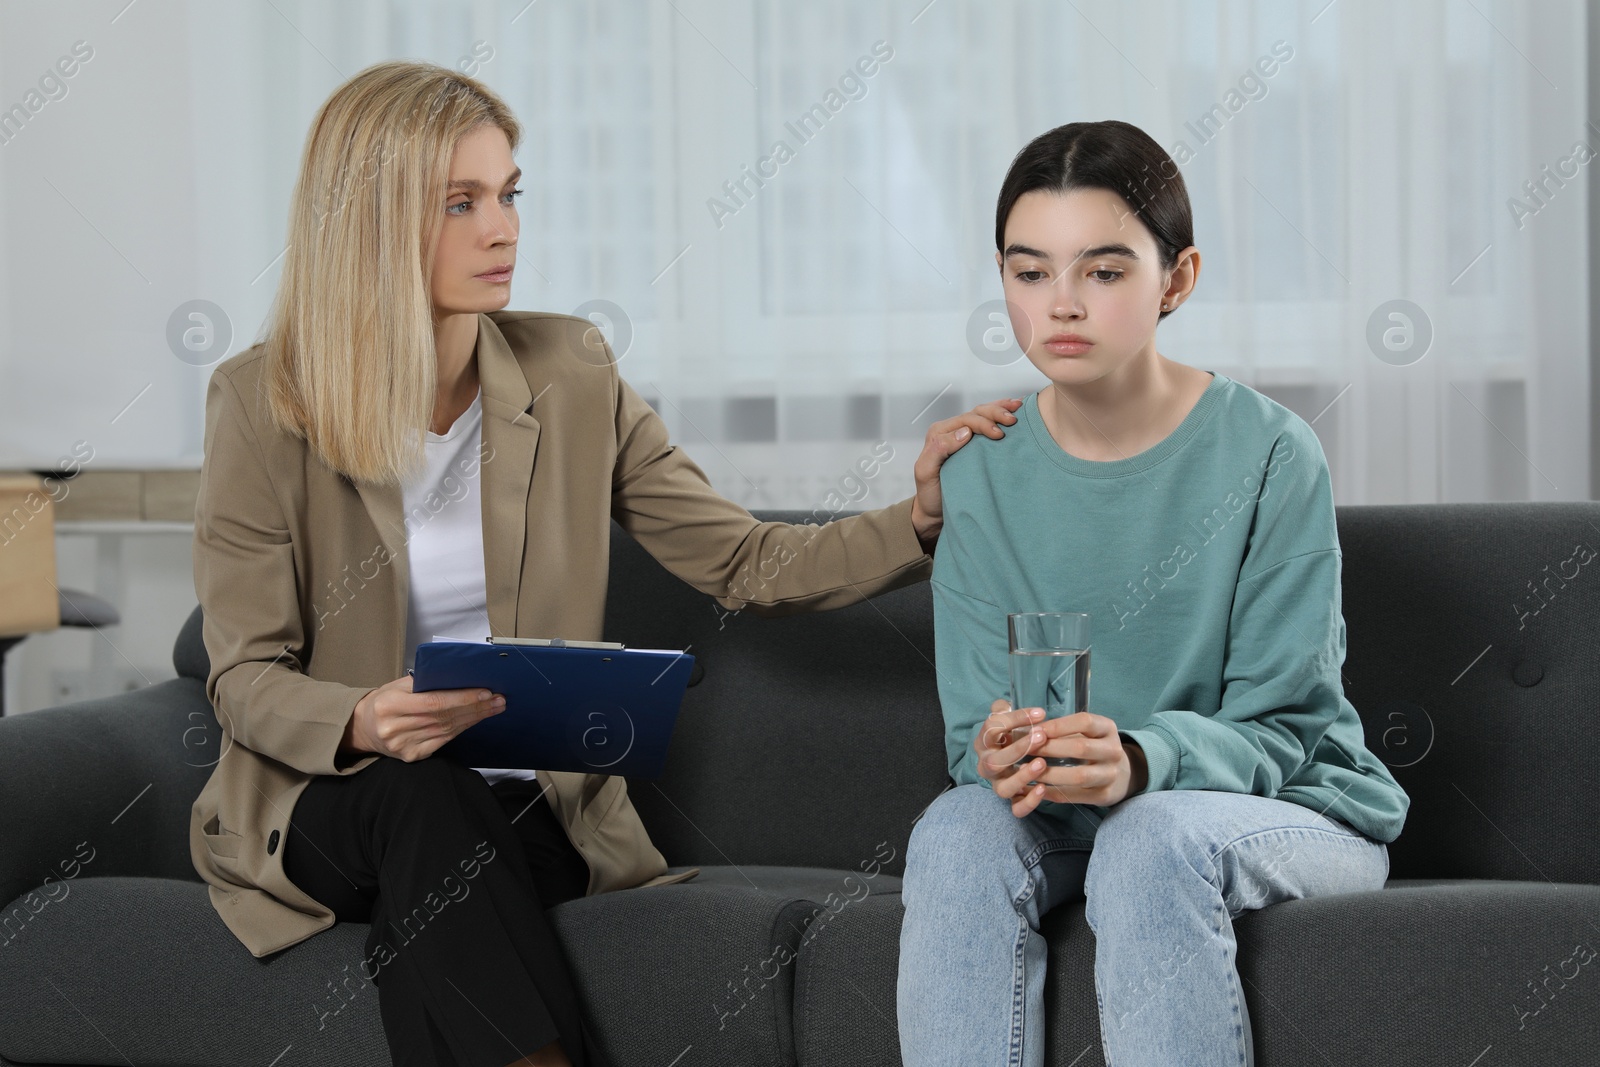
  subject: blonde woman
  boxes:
[190,60,1018,1067]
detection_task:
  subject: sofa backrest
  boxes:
[170,502,1600,885]
[603,511,948,879]
[607,504,1600,886]
[1329,502,1598,883]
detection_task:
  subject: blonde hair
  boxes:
[260,60,521,486]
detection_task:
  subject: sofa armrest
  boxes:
[0,678,218,909]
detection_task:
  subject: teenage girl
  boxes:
[896,120,1409,1067]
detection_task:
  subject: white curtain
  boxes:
[0,0,1588,507]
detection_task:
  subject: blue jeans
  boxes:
[897,784,1390,1066]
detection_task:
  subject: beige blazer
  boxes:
[189,310,934,959]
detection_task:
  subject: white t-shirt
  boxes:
[401,386,538,787]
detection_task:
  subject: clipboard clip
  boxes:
[488,635,627,650]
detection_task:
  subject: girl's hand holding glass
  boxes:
[974,700,1047,787]
[976,698,1148,817]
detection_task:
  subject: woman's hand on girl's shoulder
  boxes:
[911,397,1023,548]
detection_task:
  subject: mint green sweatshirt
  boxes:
[931,371,1409,844]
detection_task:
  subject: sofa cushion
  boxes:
[790,890,916,1067]
[792,880,1600,1067]
[0,681,215,917]
[1236,879,1600,1064]
[557,865,901,1067]
[0,867,899,1067]
[0,877,388,1066]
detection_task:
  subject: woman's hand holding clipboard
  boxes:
[341,673,509,764]
[409,636,697,778]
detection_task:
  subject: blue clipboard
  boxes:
[411,640,695,779]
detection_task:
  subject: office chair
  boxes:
[0,588,120,715]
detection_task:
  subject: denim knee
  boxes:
[1084,792,1213,915]
[904,784,1036,900]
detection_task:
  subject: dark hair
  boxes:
[995,121,1193,320]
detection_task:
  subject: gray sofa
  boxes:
[2,503,1597,1066]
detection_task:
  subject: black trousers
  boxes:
[283,756,606,1067]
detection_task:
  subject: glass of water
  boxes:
[1007,612,1091,771]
